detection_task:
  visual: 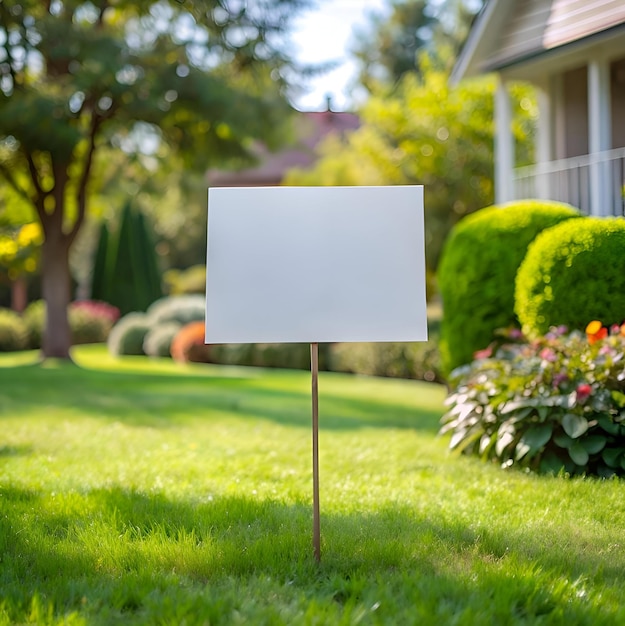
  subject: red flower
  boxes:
[575,383,592,404]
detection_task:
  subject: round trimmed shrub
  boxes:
[0,308,29,351]
[107,312,151,356]
[515,217,625,336]
[437,199,580,374]
[147,295,205,326]
[143,322,181,358]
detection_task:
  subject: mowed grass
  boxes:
[1,345,624,625]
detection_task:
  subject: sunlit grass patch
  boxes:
[0,344,624,624]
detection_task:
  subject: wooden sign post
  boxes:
[204,185,427,562]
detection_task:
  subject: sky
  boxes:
[287,0,391,112]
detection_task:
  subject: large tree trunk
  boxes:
[41,235,73,359]
[11,276,28,313]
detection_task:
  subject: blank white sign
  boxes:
[205,186,427,344]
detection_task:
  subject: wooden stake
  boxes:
[311,342,321,562]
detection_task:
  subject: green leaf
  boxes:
[597,415,620,435]
[515,424,553,461]
[449,429,468,451]
[581,435,607,454]
[514,440,531,461]
[553,432,574,448]
[601,447,622,468]
[621,456,625,471]
[611,390,625,408]
[562,413,589,439]
[501,399,535,414]
[539,450,565,475]
[479,432,496,457]
[495,424,516,457]
[568,442,589,466]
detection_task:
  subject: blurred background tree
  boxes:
[351,0,481,93]
[285,0,537,279]
[0,0,311,359]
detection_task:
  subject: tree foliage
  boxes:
[0,0,310,358]
[285,57,536,271]
[351,0,482,92]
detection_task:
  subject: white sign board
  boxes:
[205,186,427,344]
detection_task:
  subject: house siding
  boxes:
[487,0,551,69]
[543,0,625,49]
[484,0,625,71]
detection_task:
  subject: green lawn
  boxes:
[1,345,624,625]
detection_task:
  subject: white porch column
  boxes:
[588,58,612,215]
[535,81,553,199]
[495,75,514,204]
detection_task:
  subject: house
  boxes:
[207,105,360,187]
[452,0,625,216]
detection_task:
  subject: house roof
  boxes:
[451,0,625,84]
[207,109,360,187]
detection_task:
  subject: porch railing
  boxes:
[513,146,625,216]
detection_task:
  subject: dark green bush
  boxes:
[440,324,625,477]
[330,341,442,382]
[208,343,331,371]
[0,308,28,351]
[107,313,151,356]
[437,200,579,374]
[143,322,181,358]
[515,217,625,336]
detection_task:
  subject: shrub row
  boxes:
[440,323,625,477]
[0,300,120,351]
[107,294,440,381]
[107,295,206,359]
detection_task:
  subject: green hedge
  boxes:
[437,200,579,374]
[0,308,28,352]
[515,217,625,336]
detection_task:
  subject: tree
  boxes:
[0,221,43,312]
[91,201,163,315]
[0,0,310,359]
[284,56,536,271]
[351,0,483,91]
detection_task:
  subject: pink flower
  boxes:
[473,345,493,360]
[539,348,557,362]
[575,384,592,404]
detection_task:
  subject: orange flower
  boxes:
[585,320,602,334]
[586,320,608,344]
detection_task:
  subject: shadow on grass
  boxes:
[0,444,32,458]
[0,485,621,624]
[0,360,444,432]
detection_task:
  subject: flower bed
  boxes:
[440,323,625,477]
